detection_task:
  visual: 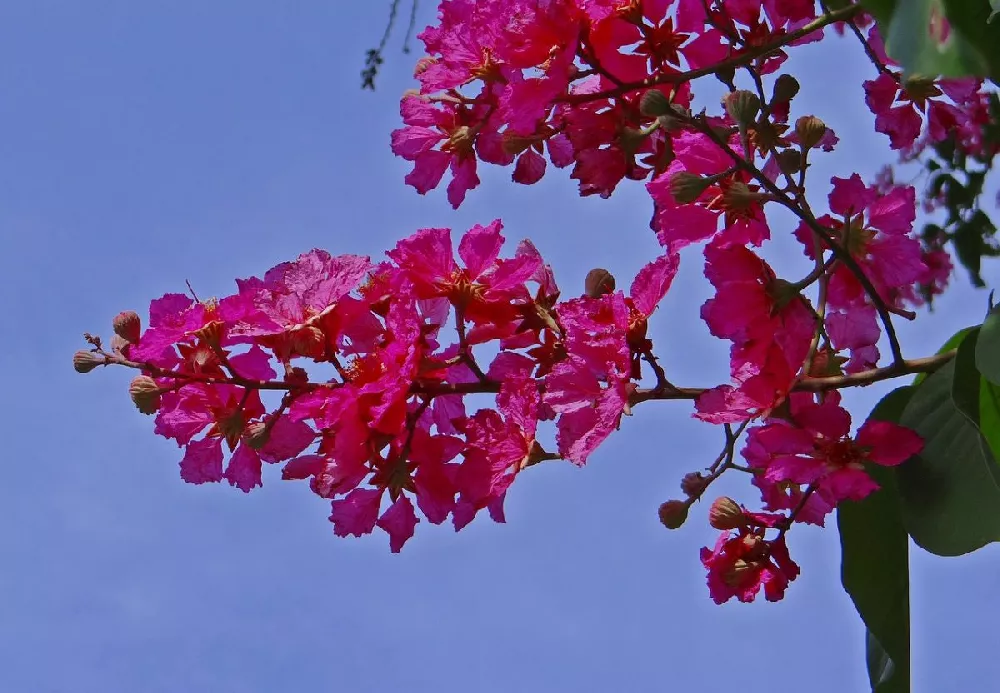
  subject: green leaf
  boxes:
[942,0,1000,79]
[912,325,973,386]
[868,632,902,692]
[863,0,1000,79]
[897,344,1000,556]
[976,306,1000,385]
[952,327,984,423]
[981,379,1000,460]
[839,387,912,693]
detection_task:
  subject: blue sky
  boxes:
[2,2,998,691]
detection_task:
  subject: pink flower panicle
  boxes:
[99,222,680,553]
[80,0,949,604]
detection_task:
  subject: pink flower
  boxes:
[701,244,814,375]
[390,95,487,208]
[387,221,540,330]
[695,243,814,424]
[695,344,798,424]
[825,303,880,374]
[863,71,986,152]
[647,132,770,250]
[179,436,224,484]
[743,432,834,526]
[701,519,800,604]
[625,251,680,376]
[746,392,923,514]
[585,0,722,81]
[409,427,466,524]
[377,495,420,553]
[544,290,636,463]
[232,249,371,360]
[414,1,505,93]
[155,384,264,447]
[223,442,263,493]
[797,175,925,312]
[453,376,539,527]
[130,292,259,370]
[330,487,383,538]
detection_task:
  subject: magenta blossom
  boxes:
[700,508,800,605]
[746,392,923,514]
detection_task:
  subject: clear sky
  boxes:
[2,2,998,692]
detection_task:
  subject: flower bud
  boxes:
[112,311,141,344]
[658,500,689,529]
[129,375,161,415]
[680,472,708,497]
[722,90,760,127]
[656,104,690,132]
[777,149,803,175]
[715,66,736,88]
[709,497,745,530]
[722,181,766,210]
[771,74,800,104]
[618,126,647,156]
[639,89,671,117]
[245,421,271,450]
[585,268,616,298]
[73,350,104,374]
[795,115,827,150]
[669,171,713,204]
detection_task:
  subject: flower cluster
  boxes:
[82,0,996,604]
[79,221,678,552]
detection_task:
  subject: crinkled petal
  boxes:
[330,488,383,538]
[179,437,224,484]
[224,443,263,493]
[377,495,420,552]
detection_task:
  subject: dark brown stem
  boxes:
[641,349,676,394]
[685,421,752,508]
[96,346,955,406]
[774,483,818,544]
[454,304,488,382]
[794,352,954,391]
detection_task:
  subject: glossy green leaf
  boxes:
[913,326,973,386]
[839,387,912,693]
[942,0,1000,78]
[981,380,1000,460]
[952,328,984,423]
[862,0,1000,79]
[897,345,1000,556]
[976,307,1000,385]
[867,632,901,693]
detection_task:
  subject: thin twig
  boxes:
[684,114,908,367]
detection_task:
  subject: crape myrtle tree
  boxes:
[73,1,1000,691]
